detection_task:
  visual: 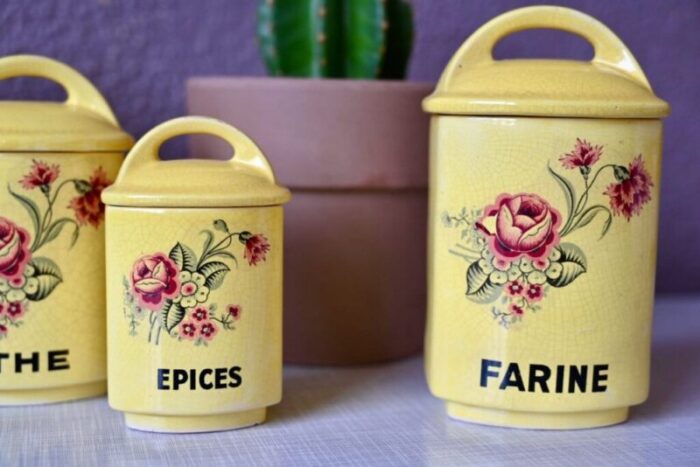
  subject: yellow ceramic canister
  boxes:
[0,55,132,405]
[423,6,670,429]
[102,117,290,433]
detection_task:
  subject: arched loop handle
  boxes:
[124,116,276,182]
[444,6,651,90]
[0,54,118,125]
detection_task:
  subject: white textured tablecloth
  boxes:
[2,296,699,466]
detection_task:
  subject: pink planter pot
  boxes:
[187,78,432,365]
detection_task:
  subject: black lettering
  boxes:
[499,363,525,391]
[15,352,39,373]
[200,369,214,390]
[0,353,8,372]
[155,366,244,390]
[568,365,588,393]
[592,364,608,393]
[190,369,197,391]
[228,366,242,388]
[528,364,550,393]
[157,369,170,390]
[555,365,565,393]
[173,369,188,390]
[215,368,227,389]
[48,350,70,371]
[480,359,502,387]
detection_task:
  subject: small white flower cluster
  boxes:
[476,245,563,286]
[0,265,39,302]
[173,271,210,309]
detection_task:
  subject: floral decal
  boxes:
[0,160,111,340]
[443,139,654,328]
[122,219,266,346]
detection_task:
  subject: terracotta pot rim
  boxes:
[187,76,435,92]
[187,77,432,189]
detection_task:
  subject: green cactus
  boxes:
[257,0,413,79]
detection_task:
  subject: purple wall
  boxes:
[0,0,698,292]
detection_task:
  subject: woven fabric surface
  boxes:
[1,296,699,466]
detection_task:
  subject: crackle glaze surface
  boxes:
[106,207,283,432]
[103,116,289,433]
[424,6,668,429]
[0,154,123,405]
[0,55,131,405]
[426,116,662,428]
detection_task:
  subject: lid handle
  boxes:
[0,54,119,125]
[442,6,652,90]
[119,116,276,183]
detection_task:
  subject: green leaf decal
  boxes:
[213,219,229,234]
[200,230,214,256]
[198,261,230,290]
[547,243,587,288]
[169,242,198,272]
[7,186,41,241]
[574,205,613,239]
[207,249,239,266]
[547,165,577,225]
[26,257,63,300]
[465,261,502,304]
[43,218,80,247]
[160,300,186,332]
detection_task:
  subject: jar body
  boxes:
[426,116,663,429]
[0,152,123,405]
[106,206,283,433]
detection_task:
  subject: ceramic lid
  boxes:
[0,55,133,151]
[102,117,291,208]
[423,6,670,119]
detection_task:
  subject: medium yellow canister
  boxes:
[102,117,290,433]
[423,7,670,429]
[0,55,132,405]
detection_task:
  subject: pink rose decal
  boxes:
[227,304,242,321]
[179,321,198,340]
[477,193,561,263]
[69,166,112,228]
[6,301,27,321]
[241,233,271,266]
[444,138,654,328]
[604,155,653,221]
[20,159,60,190]
[122,219,267,345]
[0,217,32,281]
[559,138,603,170]
[1,160,115,341]
[131,253,180,310]
[199,321,219,341]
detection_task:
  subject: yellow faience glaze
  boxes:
[0,55,132,405]
[423,7,669,429]
[102,117,290,433]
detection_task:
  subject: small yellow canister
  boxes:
[423,7,669,429]
[0,55,132,405]
[102,117,290,433]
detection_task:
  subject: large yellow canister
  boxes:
[102,117,290,433]
[0,55,132,405]
[423,7,669,429]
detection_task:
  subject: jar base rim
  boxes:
[446,402,629,430]
[0,380,106,406]
[124,408,266,434]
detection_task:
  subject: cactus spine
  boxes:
[257,0,413,79]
